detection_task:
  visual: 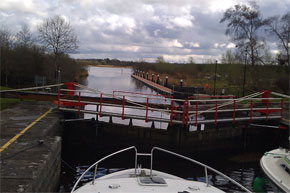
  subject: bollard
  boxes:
[165,76,168,87]
[180,79,183,87]
[157,75,160,84]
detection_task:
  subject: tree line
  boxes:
[0,16,83,88]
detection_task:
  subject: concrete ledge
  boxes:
[0,101,62,193]
[1,137,61,193]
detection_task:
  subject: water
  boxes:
[59,66,272,192]
[80,66,170,129]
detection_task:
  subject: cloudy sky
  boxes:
[1,0,289,62]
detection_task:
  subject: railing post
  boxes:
[92,163,98,185]
[250,100,253,123]
[195,101,198,126]
[57,89,60,112]
[280,99,283,121]
[214,101,218,126]
[122,96,125,120]
[100,93,102,117]
[170,100,174,126]
[145,98,149,122]
[205,167,209,187]
[150,148,154,177]
[78,91,81,115]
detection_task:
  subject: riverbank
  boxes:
[134,62,289,96]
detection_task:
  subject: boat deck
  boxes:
[74,168,224,193]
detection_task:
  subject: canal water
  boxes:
[80,66,170,129]
[59,66,273,192]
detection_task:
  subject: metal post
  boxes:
[165,76,168,87]
[242,48,247,97]
[150,151,153,177]
[213,60,217,96]
[92,164,98,185]
[205,167,209,187]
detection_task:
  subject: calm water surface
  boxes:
[59,66,272,192]
[81,66,170,129]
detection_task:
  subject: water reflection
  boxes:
[79,66,170,129]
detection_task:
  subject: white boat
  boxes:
[260,148,290,192]
[71,146,251,193]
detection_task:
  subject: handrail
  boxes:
[150,147,252,193]
[71,146,252,193]
[71,146,137,192]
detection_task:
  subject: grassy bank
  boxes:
[134,62,289,96]
[0,86,20,110]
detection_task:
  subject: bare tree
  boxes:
[16,25,35,48]
[265,12,290,65]
[38,15,78,83]
[220,1,265,66]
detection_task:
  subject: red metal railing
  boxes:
[56,86,283,128]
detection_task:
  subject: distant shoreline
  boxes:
[86,64,133,68]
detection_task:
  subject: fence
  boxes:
[57,83,284,127]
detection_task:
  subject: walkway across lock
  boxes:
[1,82,288,128]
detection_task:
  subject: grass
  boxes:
[136,63,289,97]
[0,86,20,110]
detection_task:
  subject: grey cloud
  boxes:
[1,0,289,62]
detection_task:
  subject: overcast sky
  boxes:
[1,0,289,63]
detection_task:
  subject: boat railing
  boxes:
[71,146,138,192]
[150,147,251,193]
[71,146,252,193]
